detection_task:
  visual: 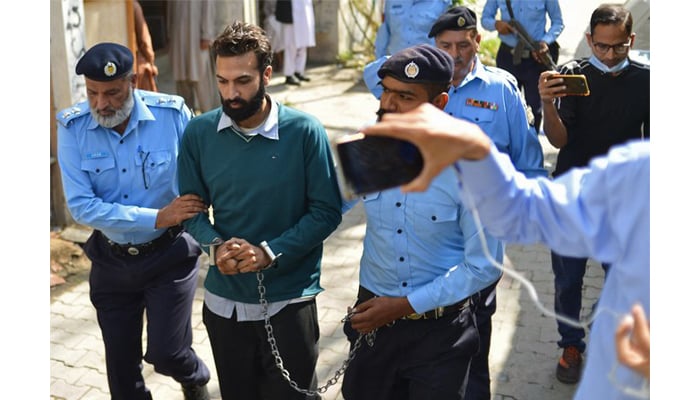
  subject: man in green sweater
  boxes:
[177,21,342,400]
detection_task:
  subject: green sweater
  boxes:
[178,103,342,303]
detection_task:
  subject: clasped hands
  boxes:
[214,238,272,275]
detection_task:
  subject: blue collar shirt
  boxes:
[444,57,547,178]
[57,90,191,244]
[455,140,650,399]
[481,0,564,48]
[359,168,503,314]
[374,0,451,58]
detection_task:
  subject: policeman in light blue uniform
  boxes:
[429,8,547,180]
[374,0,451,59]
[350,6,550,400]
[56,42,211,400]
[342,44,502,400]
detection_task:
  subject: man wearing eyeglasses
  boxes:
[537,3,650,385]
[56,42,212,400]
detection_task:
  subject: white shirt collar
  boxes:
[216,95,279,140]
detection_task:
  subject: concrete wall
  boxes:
[213,0,251,35]
[84,0,130,47]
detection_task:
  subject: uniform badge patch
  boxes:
[104,62,117,77]
[404,61,419,79]
[466,98,498,111]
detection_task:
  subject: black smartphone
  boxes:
[551,74,590,96]
[335,132,423,196]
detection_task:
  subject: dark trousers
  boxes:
[551,251,611,352]
[341,302,479,400]
[496,43,559,132]
[83,230,210,400]
[463,280,499,400]
[202,300,321,400]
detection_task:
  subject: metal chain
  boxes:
[256,271,375,396]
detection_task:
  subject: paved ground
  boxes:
[50,2,609,397]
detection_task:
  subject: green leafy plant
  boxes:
[479,37,500,67]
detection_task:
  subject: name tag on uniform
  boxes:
[466,98,498,111]
[85,151,109,159]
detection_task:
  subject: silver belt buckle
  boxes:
[435,306,445,318]
[127,247,140,256]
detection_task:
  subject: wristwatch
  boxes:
[259,240,282,269]
[209,237,224,262]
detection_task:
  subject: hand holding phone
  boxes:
[335,132,424,196]
[549,74,590,96]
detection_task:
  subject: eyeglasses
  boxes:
[592,40,631,55]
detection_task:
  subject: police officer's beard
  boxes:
[91,90,135,129]
[221,81,266,123]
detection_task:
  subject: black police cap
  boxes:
[428,6,478,38]
[75,42,134,81]
[378,44,454,85]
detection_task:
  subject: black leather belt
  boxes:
[500,42,531,59]
[357,286,474,321]
[101,226,183,257]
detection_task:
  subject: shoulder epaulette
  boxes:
[485,65,519,88]
[56,102,90,128]
[139,90,185,110]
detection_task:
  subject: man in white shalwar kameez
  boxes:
[167,0,218,112]
[276,0,316,85]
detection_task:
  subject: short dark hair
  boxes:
[212,21,273,74]
[424,82,451,101]
[590,4,633,37]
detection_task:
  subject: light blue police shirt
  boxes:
[455,140,650,400]
[359,167,503,314]
[481,0,564,48]
[374,0,451,59]
[56,90,191,245]
[445,57,547,178]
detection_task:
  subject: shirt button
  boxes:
[122,168,127,173]
[123,194,128,199]
[399,257,404,262]
[397,229,402,234]
[395,202,401,207]
[119,139,124,144]
[95,168,100,173]
[401,282,407,287]
[431,216,437,221]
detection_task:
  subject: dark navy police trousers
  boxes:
[83,230,210,400]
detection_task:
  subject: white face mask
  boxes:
[588,54,629,74]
